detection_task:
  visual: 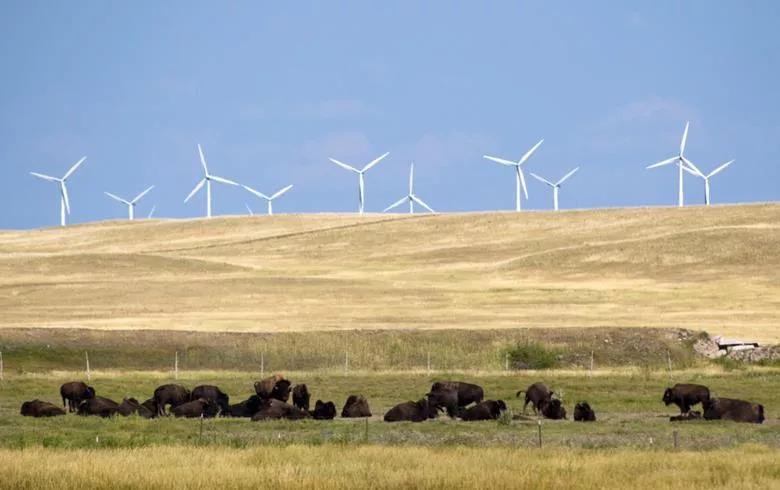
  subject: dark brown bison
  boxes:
[292,384,310,411]
[341,395,372,418]
[154,384,191,416]
[138,398,157,419]
[20,400,66,417]
[573,401,596,422]
[251,399,309,420]
[540,398,567,420]
[458,400,507,421]
[117,398,141,416]
[192,385,230,415]
[662,384,710,415]
[60,381,96,413]
[77,396,120,418]
[384,399,438,422]
[172,398,219,418]
[516,382,554,414]
[430,381,484,408]
[311,400,336,420]
[703,398,764,424]
[426,387,459,418]
[228,395,264,418]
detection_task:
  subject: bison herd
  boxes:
[19,377,765,425]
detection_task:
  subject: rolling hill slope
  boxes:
[0,204,778,341]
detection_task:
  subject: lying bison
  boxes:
[172,398,219,418]
[430,381,484,408]
[117,397,141,416]
[60,381,96,413]
[517,382,554,415]
[192,385,230,415]
[573,401,596,422]
[540,398,566,420]
[662,384,710,415]
[384,399,438,422]
[21,400,66,417]
[228,395,264,418]
[254,375,292,402]
[311,400,336,420]
[78,396,119,418]
[341,395,371,418]
[138,398,158,419]
[251,399,309,420]
[292,384,310,411]
[703,398,764,424]
[458,400,507,421]
[154,384,191,416]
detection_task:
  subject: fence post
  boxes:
[427,352,431,374]
[0,351,4,381]
[85,352,91,381]
[505,353,509,372]
[344,349,349,374]
[174,351,179,380]
[260,352,264,377]
[667,350,673,381]
[673,429,679,449]
[589,350,594,378]
[199,413,204,441]
[537,420,543,448]
[364,417,369,442]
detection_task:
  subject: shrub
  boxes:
[502,341,560,370]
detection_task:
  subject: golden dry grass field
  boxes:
[1,204,778,342]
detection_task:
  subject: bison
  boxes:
[426,387,460,418]
[192,385,230,415]
[458,400,507,421]
[20,400,66,417]
[117,397,141,416]
[138,398,158,419]
[251,399,309,420]
[430,381,484,408]
[311,400,337,420]
[154,384,191,416]
[703,398,764,424]
[60,381,96,413]
[384,399,438,422]
[662,384,710,415]
[228,395,264,418]
[292,384,311,411]
[540,398,567,420]
[516,382,554,415]
[573,401,596,422]
[341,395,372,418]
[77,396,119,418]
[172,398,219,418]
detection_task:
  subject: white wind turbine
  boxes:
[383,162,435,214]
[328,152,389,214]
[242,184,294,215]
[104,186,154,220]
[147,205,156,219]
[681,159,735,206]
[30,157,86,226]
[245,203,254,216]
[530,167,579,211]
[184,144,239,218]
[646,122,698,207]
[483,139,544,211]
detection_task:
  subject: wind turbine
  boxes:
[104,186,154,220]
[245,203,254,216]
[30,156,86,226]
[646,122,698,207]
[383,162,435,214]
[242,184,294,215]
[483,139,544,211]
[328,152,389,214]
[530,167,579,211]
[681,159,735,206]
[147,205,156,219]
[184,144,239,218]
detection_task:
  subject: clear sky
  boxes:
[1,1,778,228]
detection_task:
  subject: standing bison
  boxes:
[573,401,596,422]
[516,382,554,415]
[430,381,484,408]
[21,400,66,417]
[458,400,507,421]
[662,384,710,415]
[154,384,191,416]
[60,381,96,413]
[292,384,310,411]
[341,395,372,418]
[703,398,764,424]
[192,385,230,415]
[384,399,438,422]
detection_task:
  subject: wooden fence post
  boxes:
[667,350,673,380]
[589,351,594,378]
[260,352,265,377]
[85,352,91,381]
[0,351,4,381]
[174,351,179,380]
[427,352,431,374]
[505,353,509,372]
[537,420,543,448]
[344,349,349,374]
[673,429,679,449]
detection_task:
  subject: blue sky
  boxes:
[1,1,778,228]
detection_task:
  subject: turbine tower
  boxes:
[646,122,698,207]
[383,162,435,214]
[530,167,579,211]
[483,139,544,211]
[104,186,154,220]
[184,144,239,218]
[681,159,735,206]
[242,184,293,215]
[328,152,389,214]
[30,156,86,226]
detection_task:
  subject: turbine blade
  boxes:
[680,122,689,156]
[646,157,677,169]
[184,179,206,203]
[556,167,579,186]
[708,159,734,178]
[483,155,517,166]
[62,157,86,180]
[131,185,154,204]
[530,172,555,187]
[210,175,239,186]
[30,172,59,182]
[383,196,408,212]
[362,152,389,172]
[148,205,156,219]
[518,139,544,166]
[680,165,700,177]
[329,158,360,173]
[61,182,71,214]
[245,203,254,216]
[409,162,414,194]
[104,192,130,205]
[518,168,529,199]
[681,157,704,177]
[197,144,209,175]
[242,185,270,200]
[411,195,435,213]
[270,184,293,200]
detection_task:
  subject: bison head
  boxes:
[662,388,673,405]
[85,386,96,399]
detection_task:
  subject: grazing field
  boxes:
[0,204,778,341]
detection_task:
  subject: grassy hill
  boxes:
[0,204,778,342]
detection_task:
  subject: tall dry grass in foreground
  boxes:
[1,444,778,489]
